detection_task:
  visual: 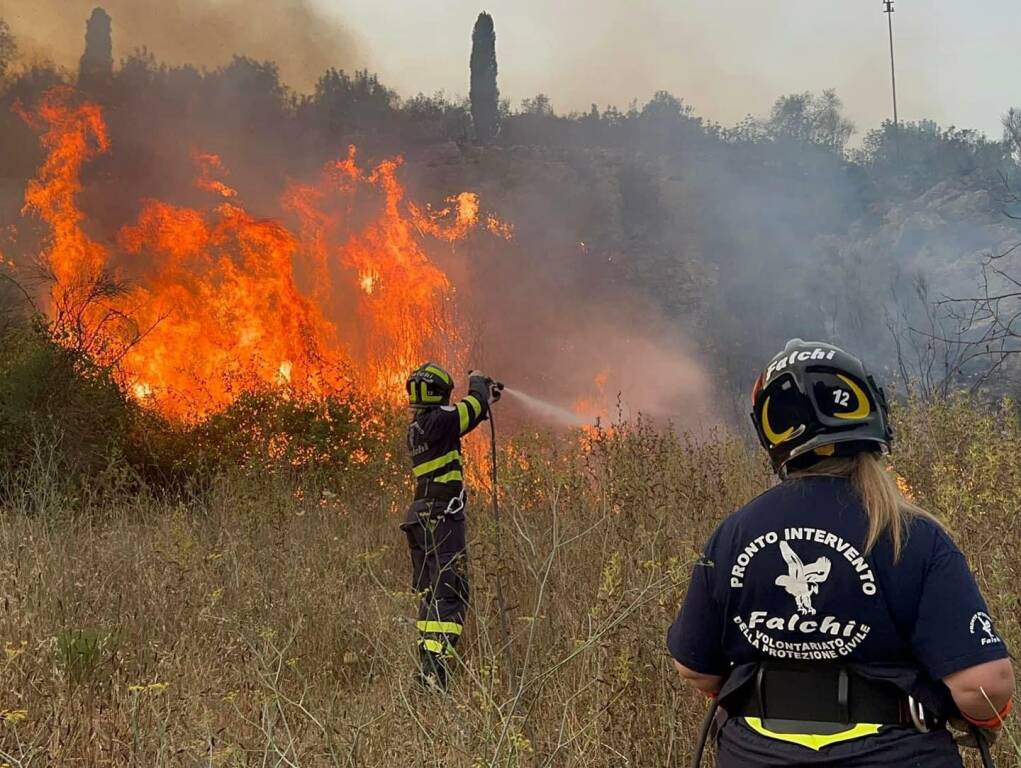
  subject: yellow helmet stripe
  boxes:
[834,375,871,420]
[761,396,796,445]
[423,365,452,386]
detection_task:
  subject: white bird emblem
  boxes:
[775,541,831,615]
[976,613,996,641]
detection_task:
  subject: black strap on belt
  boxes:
[726,661,918,726]
[415,479,462,501]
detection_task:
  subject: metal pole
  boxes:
[884,0,899,128]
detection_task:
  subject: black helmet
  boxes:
[750,339,893,476]
[406,362,454,408]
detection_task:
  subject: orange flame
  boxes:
[19,88,110,341]
[193,152,238,199]
[572,370,611,424]
[20,88,505,421]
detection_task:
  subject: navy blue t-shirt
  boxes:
[668,476,1008,682]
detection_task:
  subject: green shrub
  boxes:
[55,626,119,685]
[0,322,403,501]
[0,323,128,487]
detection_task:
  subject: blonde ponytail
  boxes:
[792,453,941,560]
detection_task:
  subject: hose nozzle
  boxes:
[468,369,504,401]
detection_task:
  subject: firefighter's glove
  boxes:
[468,370,501,403]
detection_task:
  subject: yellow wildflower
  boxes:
[0,709,27,724]
[4,641,27,660]
[129,682,169,694]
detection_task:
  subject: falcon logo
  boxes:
[775,541,831,616]
[969,611,1002,646]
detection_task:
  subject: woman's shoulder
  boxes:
[902,512,960,560]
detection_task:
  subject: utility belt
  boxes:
[414,476,464,503]
[407,489,467,522]
[723,661,945,731]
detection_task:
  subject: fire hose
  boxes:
[690,697,719,768]
[484,379,516,687]
[975,726,995,768]
[689,700,995,768]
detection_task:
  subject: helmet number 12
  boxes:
[833,389,850,407]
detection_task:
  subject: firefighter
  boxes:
[402,363,499,690]
[668,339,1014,767]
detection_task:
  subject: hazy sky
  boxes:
[7,1,1017,141]
[320,0,1020,141]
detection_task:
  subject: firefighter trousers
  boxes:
[401,499,470,665]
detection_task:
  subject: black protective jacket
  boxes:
[407,374,490,503]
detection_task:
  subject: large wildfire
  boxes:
[16,87,509,422]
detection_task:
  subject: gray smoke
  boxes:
[2,0,362,91]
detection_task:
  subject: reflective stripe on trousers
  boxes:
[402,500,469,660]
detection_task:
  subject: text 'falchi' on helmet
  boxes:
[406,362,454,408]
[750,339,893,476]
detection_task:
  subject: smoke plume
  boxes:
[2,0,361,91]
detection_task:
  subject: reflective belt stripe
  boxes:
[433,470,463,484]
[464,395,482,419]
[457,401,470,433]
[742,718,882,750]
[416,621,463,636]
[413,450,461,477]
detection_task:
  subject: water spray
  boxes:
[502,387,590,427]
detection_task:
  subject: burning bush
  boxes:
[11,87,512,424]
[131,388,404,489]
[0,317,405,498]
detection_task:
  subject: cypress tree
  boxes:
[78,7,113,92]
[470,12,499,145]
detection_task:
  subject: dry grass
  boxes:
[0,402,1018,766]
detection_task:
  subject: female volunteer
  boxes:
[668,339,1013,767]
